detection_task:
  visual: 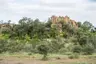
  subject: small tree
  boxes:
[37,45,49,60]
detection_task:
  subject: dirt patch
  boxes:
[0,56,96,64]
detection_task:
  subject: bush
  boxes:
[23,44,33,52]
[82,44,94,55]
[37,44,49,60]
[0,39,8,53]
[7,40,24,53]
[68,53,79,59]
[59,48,68,54]
[72,45,82,53]
[0,39,25,53]
[64,52,72,55]
[28,52,32,56]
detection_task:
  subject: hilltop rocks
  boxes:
[51,15,78,32]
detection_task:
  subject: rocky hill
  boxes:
[51,15,78,32]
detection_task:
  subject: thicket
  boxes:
[0,17,96,55]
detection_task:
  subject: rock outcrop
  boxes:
[51,15,78,32]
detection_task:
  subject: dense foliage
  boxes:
[0,17,96,55]
[37,44,49,60]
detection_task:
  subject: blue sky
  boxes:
[0,0,96,26]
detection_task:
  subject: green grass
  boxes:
[0,53,96,59]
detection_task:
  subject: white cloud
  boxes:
[0,0,96,26]
[40,0,82,3]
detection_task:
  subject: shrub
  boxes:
[0,39,8,53]
[64,52,72,55]
[82,44,94,55]
[59,48,68,54]
[37,44,49,60]
[28,52,32,56]
[7,40,24,53]
[68,53,79,59]
[23,43,33,52]
[72,45,82,53]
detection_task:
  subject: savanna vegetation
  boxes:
[0,17,96,63]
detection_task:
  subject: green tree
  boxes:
[37,45,49,60]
